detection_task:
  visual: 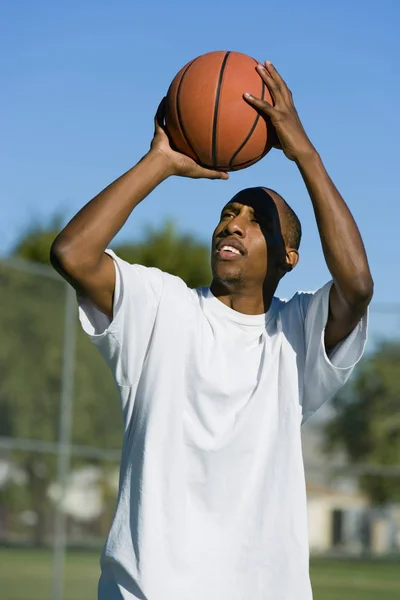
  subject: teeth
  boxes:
[221,245,240,255]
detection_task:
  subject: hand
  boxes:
[149,99,229,180]
[244,61,316,162]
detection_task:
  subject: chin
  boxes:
[212,265,243,287]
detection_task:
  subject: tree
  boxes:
[116,220,211,288]
[11,216,63,265]
[324,342,400,505]
[11,218,212,288]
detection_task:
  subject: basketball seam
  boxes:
[228,66,266,168]
[211,51,231,168]
[176,59,201,162]
[230,153,266,170]
[201,152,266,170]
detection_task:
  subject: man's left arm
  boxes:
[295,151,373,349]
[244,61,374,349]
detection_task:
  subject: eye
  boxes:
[222,211,235,219]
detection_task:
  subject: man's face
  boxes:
[211,188,288,288]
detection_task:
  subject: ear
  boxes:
[281,249,299,274]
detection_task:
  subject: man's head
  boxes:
[211,187,301,293]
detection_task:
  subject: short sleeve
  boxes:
[301,281,368,423]
[78,249,164,387]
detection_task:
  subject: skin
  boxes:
[51,61,373,349]
[244,61,373,347]
[210,187,298,315]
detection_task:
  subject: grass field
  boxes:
[0,548,399,599]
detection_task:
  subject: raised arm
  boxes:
[50,101,228,318]
[244,61,373,349]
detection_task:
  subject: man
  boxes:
[51,61,373,599]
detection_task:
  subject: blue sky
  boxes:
[1,0,399,303]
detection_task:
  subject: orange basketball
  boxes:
[165,50,274,172]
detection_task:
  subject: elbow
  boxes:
[50,235,68,269]
[346,273,374,309]
[358,273,374,304]
[50,237,81,277]
[50,236,99,280]
[50,237,65,272]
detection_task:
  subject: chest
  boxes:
[142,300,301,443]
[187,318,276,400]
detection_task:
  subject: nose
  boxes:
[222,215,245,237]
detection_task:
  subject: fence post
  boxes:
[51,284,77,600]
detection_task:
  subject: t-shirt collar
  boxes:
[202,287,278,327]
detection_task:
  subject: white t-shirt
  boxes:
[78,249,367,600]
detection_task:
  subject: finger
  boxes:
[154,98,166,132]
[264,61,292,102]
[254,63,286,106]
[205,170,230,181]
[264,61,286,86]
[243,92,274,115]
[195,166,229,180]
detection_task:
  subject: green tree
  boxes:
[116,220,211,288]
[12,217,63,265]
[11,218,212,288]
[324,342,400,505]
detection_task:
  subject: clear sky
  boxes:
[1,0,399,303]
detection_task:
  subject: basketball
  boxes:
[165,50,274,172]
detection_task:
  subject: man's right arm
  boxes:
[50,152,172,318]
[50,102,228,318]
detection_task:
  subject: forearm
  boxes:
[296,151,373,304]
[51,150,171,268]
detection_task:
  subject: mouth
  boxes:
[215,239,245,261]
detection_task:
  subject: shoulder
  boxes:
[277,282,333,322]
[273,283,333,351]
[106,248,197,301]
[276,290,314,324]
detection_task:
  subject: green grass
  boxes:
[310,557,400,600]
[0,548,98,600]
[0,548,399,599]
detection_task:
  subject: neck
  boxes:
[210,279,278,315]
